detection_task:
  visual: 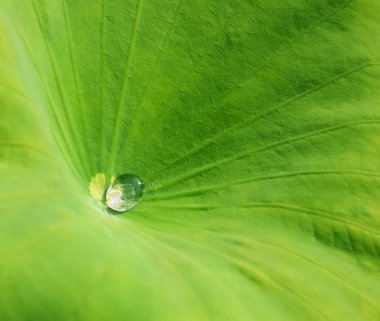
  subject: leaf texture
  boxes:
[0,0,380,320]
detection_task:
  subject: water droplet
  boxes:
[105,174,144,213]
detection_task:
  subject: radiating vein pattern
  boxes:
[0,0,380,321]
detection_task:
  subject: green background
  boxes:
[0,0,380,320]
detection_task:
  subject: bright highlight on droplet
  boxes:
[105,174,144,213]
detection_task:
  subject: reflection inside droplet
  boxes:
[105,174,144,213]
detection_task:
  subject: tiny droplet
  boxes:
[105,174,144,213]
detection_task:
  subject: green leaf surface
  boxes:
[1,0,380,320]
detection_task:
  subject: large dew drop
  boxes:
[106,174,144,213]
